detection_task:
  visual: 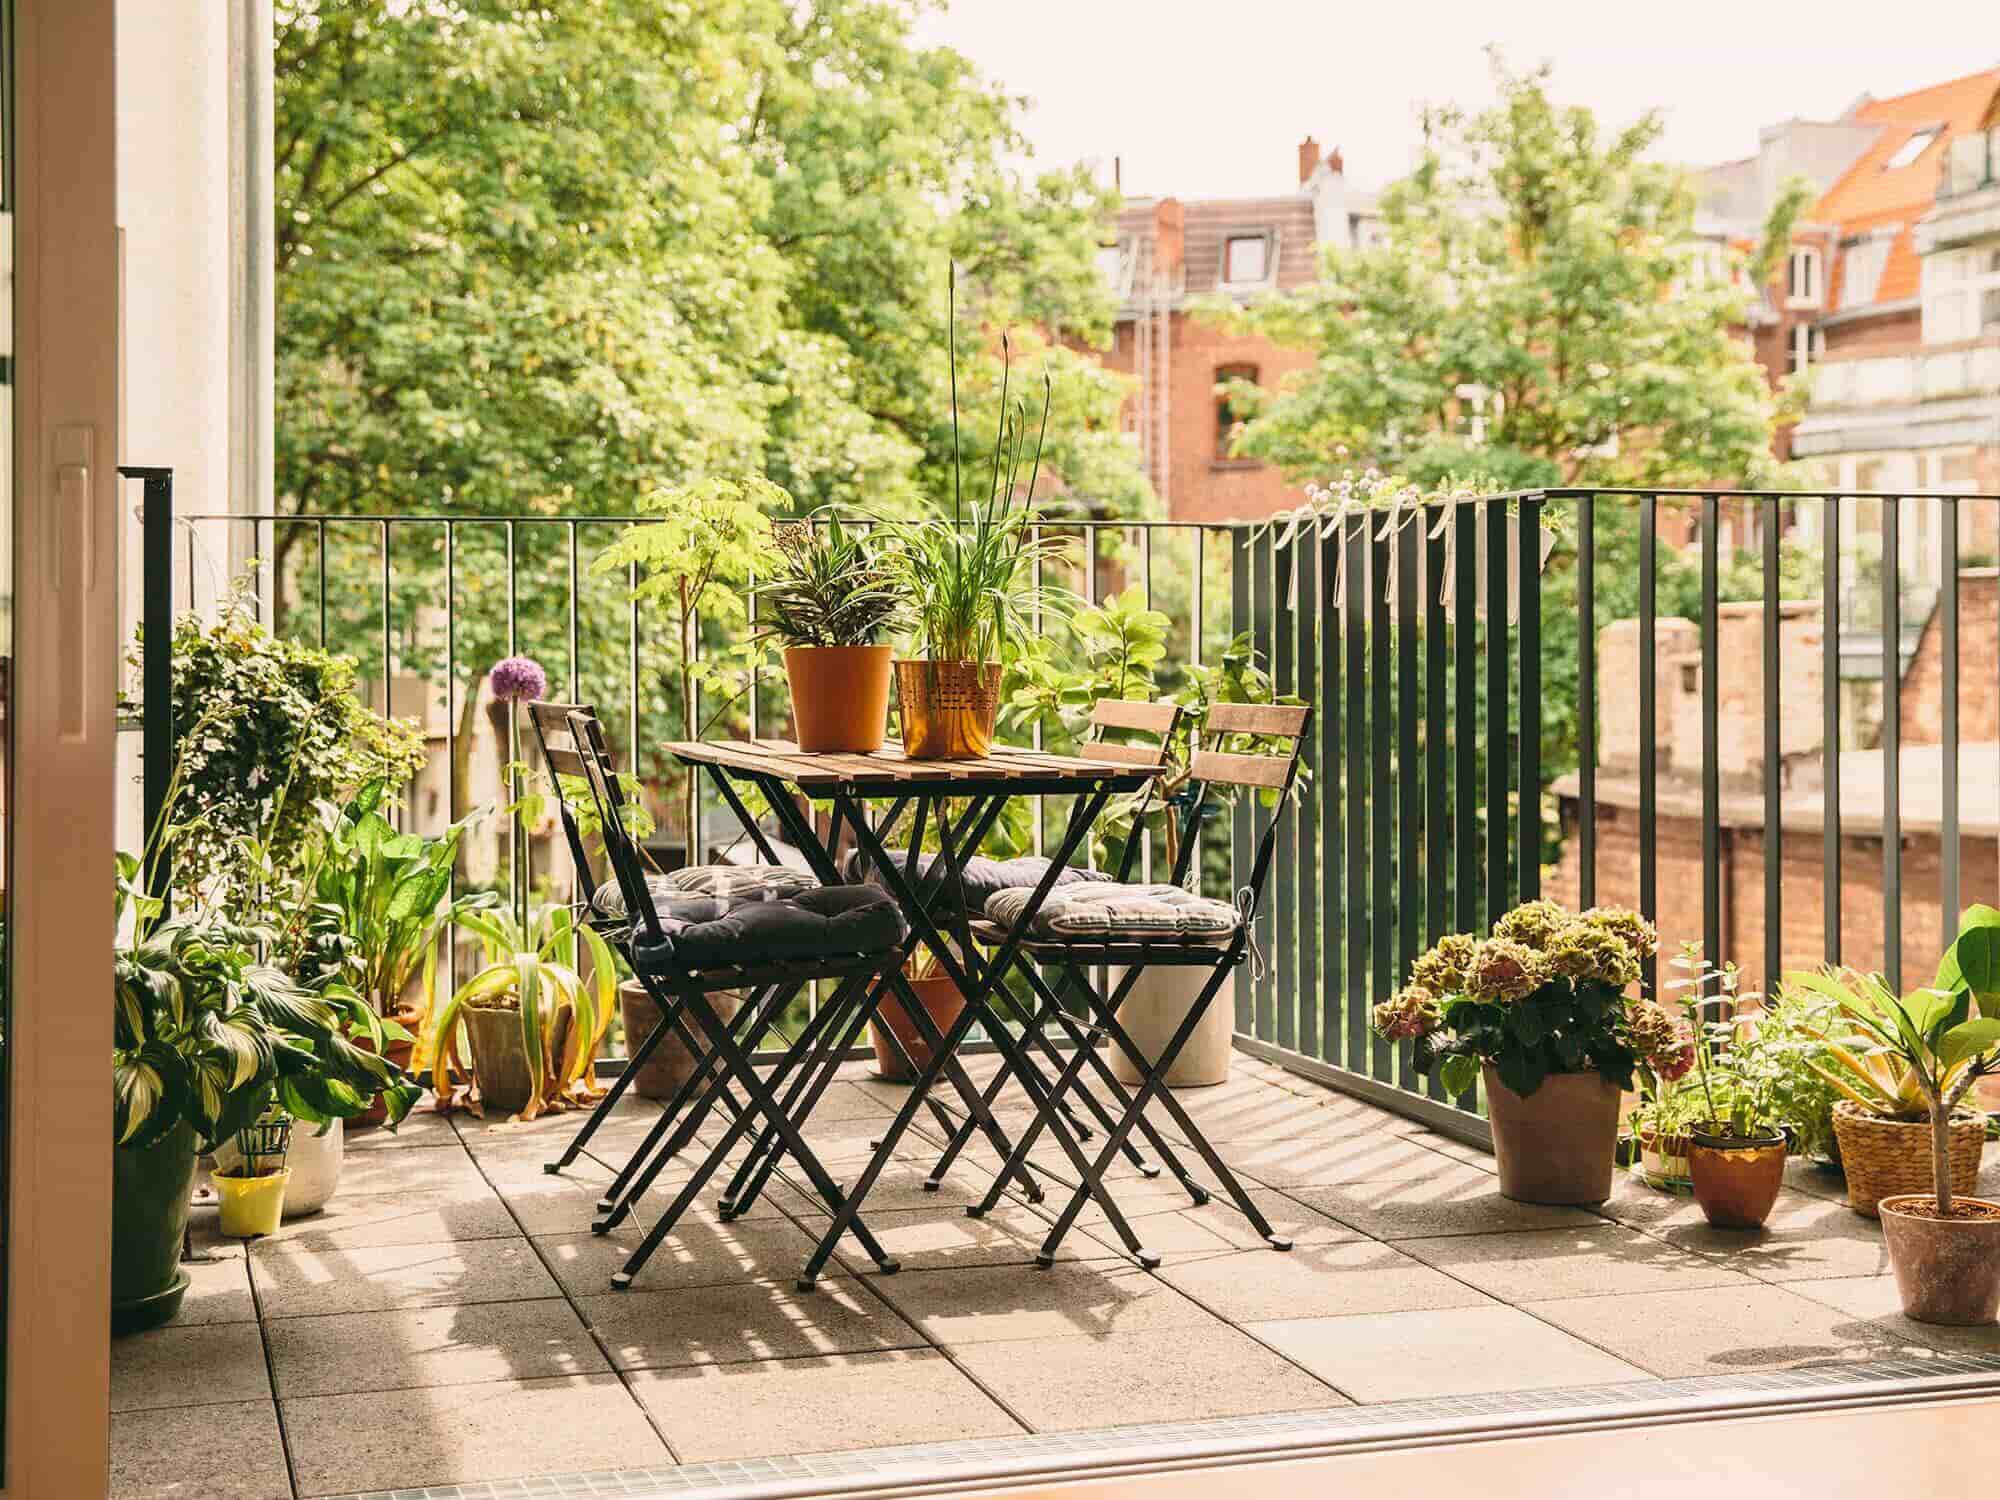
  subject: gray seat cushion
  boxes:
[847,850,1108,912]
[643,884,906,967]
[984,882,1240,943]
[595,863,815,919]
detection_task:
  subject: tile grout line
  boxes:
[242,1238,308,1500]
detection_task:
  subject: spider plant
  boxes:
[425,904,621,1120]
[756,512,901,648]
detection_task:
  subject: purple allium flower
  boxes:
[490,655,549,703]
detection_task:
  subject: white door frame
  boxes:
[6,0,119,1494]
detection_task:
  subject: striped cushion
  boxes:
[595,864,815,918]
[984,883,1240,942]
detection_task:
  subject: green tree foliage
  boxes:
[1195,55,1807,489]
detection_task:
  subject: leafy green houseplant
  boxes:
[1373,900,1681,1205]
[759,512,902,752]
[423,903,620,1121]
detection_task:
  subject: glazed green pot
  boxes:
[111,1119,199,1335]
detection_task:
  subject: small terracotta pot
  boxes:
[871,974,965,1082]
[351,1006,422,1130]
[617,981,744,1102]
[1688,1127,1788,1229]
[1482,1064,1623,1205]
[785,644,893,752]
[1880,1194,2000,1325]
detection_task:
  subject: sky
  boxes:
[913,0,1998,200]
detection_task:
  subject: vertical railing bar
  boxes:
[445,521,458,997]
[1454,502,1478,940]
[1189,528,1204,878]
[253,517,266,625]
[1941,497,1960,931]
[1395,508,1421,1090]
[1294,530,1319,1063]
[1639,496,1659,998]
[1083,525,1098,873]
[1700,496,1721,984]
[1577,494,1596,908]
[567,521,581,702]
[1320,521,1342,1070]
[627,558,641,817]
[746,560,760,743]
[1823,495,1841,966]
[1273,527,1297,1053]
[1255,525,1279,1043]
[1762,497,1783,995]
[1484,498,1508,925]
[1422,503,1448,1101]
[1140,526,1154,883]
[1882,495,1902,989]
[1230,533,1253,1034]
[317,519,328,649]
[1516,495,1541,903]
[1369,518,1393,1083]
[1031,523,1045,858]
[380,519,393,723]
[1345,512,1369,1078]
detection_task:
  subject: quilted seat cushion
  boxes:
[847,850,1108,912]
[642,884,907,966]
[595,863,815,919]
[984,882,1239,942]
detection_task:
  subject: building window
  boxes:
[1923,244,2000,342]
[1786,248,1820,307]
[1222,233,1271,286]
[1096,240,1132,297]
[1839,236,1892,309]
[1884,126,1941,171]
[1787,323,1823,375]
[1215,364,1257,460]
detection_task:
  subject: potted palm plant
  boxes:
[878,272,1068,759]
[424,904,620,1120]
[1797,907,2000,1323]
[758,513,901,752]
[1374,901,1688,1205]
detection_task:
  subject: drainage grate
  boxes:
[320,1353,2000,1500]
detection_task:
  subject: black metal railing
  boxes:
[132,486,2000,1145]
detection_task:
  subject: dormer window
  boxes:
[1786,248,1821,308]
[1222,232,1273,287]
[1884,126,1941,171]
[1096,240,1133,296]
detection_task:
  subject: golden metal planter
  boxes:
[895,659,1001,760]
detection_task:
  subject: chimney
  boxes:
[1306,146,1351,249]
[1298,135,1322,185]
[1153,197,1185,281]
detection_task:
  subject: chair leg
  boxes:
[717,975,864,1216]
[547,979,701,1173]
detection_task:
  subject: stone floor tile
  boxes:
[1524,1283,1923,1378]
[1784,1157,1852,1205]
[953,1324,1345,1432]
[1655,1192,1894,1282]
[1592,1170,1709,1233]
[264,1187,518,1250]
[580,1275,924,1370]
[177,1252,258,1326]
[628,1350,1021,1462]
[338,1145,490,1196]
[825,1203,1052,1273]
[1786,1274,2000,1357]
[1226,1130,1476,1188]
[1283,1165,1603,1240]
[1402,1225,1757,1303]
[284,1373,668,1495]
[111,1400,290,1500]
[112,1322,271,1412]
[251,1237,557,1319]
[1156,1240,1496,1323]
[1079,1186,1366,1256]
[871,1260,1219,1346]
[268,1297,607,1398]
[533,1214,818,1296]
[1250,1305,1648,1402]
[344,1108,462,1150]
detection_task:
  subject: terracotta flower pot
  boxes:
[785,644,893,752]
[871,974,965,1082]
[1688,1127,1788,1229]
[895,659,1001,760]
[1482,1064,1622,1205]
[350,1005,421,1130]
[617,980,744,1102]
[1880,1194,2000,1325]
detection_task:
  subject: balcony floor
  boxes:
[113,1052,2000,1500]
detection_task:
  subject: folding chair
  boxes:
[921,697,1198,1194]
[969,702,1313,1267]
[560,709,909,1287]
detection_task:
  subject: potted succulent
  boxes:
[424,903,620,1120]
[758,513,901,752]
[1375,900,1685,1205]
[877,276,1068,760]
[1798,908,2000,1323]
[1793,958,1993,1219]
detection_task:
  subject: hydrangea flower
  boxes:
[489,655,549,704]
[1546,923,1642,989]
[1626,1000,1696,1082]
[1411,932,1479,997]
[1465,937,1548,1004]
[1372,984,1442,1043]
[1492,899,1572,952]
[1580,906,1658,962]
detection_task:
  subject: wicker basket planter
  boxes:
[1831,1101,1986,1218]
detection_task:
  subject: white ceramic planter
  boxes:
[1108,965,1234,1088]
[212,1118,343,1218]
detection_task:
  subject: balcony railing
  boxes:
[131,484,2000,1149]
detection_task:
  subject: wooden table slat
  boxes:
[667,739,1162,791]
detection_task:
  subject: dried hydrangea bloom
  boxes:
[1466,937,1549,1004]
[1580,906,1658,962]
[771,520,810,553]
[489,655,549,704]
[1372,983,1442,1042]
[1492,899,1573,952]
[1626,1000,1696,1082]
[1411,932,1479,997]
[1547,923,1642,989]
